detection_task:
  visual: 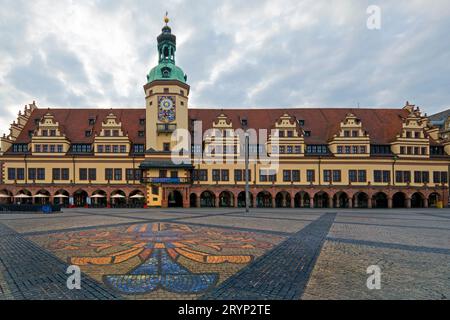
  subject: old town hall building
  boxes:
[1,18,449,209]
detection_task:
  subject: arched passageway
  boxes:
[200,191,215,208]
[354,192,369,208]
[168,190,183,208]
[314,192,330,208]
[73,190,88,207]
[334,192,349,208]
[237,191,254,208]
[393,192,406,208]
[372,192,388,208]
[275,192,291,208]
[54,190,70,207]
[257,191,273,208]
[411,192,425,208]
[294,192,310,208]
[219,191,234,207]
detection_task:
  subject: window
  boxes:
[259,170,267,182]
[89,169,97,181]
[260,170,276,182]
[235,170,243,182]
[306,145,328,154]
[295,146,301,154]
[337,146,343,154]
[85,131,92,137]
[72,144,92,153]
[105,145,111,153]
[120,145,126,153]
[171,171,178,178]
[360,146,366,154]
[17,168,25,180]
[35,145,41,153]
[283,170,292,182]
[61,168,69,180]
[400,146,405,154]
[421,147,427,155]
[333,170,341,182]
[345,146,351,154]
[138,131,145,137]
[430,146,444,155]
[279,146,285,154]
[79,169,88,181]
[37,168,45,180]
[139,119,145,126]
[105,169,113,181]
[50,130,56,137]
[133,144,145,154]
[52,168,60,181]
[344,130,350,137]
[113,145,119,153]
[433,172,448,184]
[371,145,391,155]
[279,131,285,138]
[414,171,429,184]
[114,169,122,181]
[126,169,136,181]
[374,170,390,183]
[352,146,358,154]
[112,130,119,137]
[43,145,48,153]
[352,130,358,137]
[57,145,63,153]
[292,170,300,182]
[50,145,55,153]
[212,169,220,182]
[396,171,411,183]
[287,131,294,138]
[298,120,305,126]
[349,170,357,183]
[8,168,16,180]
[98,145,104,153]
[193,169,208,182]
[307,170,315,183]
[304,131,311,137]
[287,146,293,154]
[163,143,171,152]
[159,170,167,178]
[89,118,95,126]
[42,130,48,137]
[358,170,367,182]
[221,170,229,182]
[323,170,332,183]
[105,130,111,137]
[28,168,36,180]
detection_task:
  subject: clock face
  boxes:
[158,96,176,123]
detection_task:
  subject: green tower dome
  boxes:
[147,18,187,84]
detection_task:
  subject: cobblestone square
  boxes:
[1,208,449,300]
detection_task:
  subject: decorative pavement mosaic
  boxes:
[1,208,450,300]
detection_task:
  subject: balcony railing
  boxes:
[141,177,191,184]
[157,124,177,134]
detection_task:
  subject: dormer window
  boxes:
[28,130,34,138]
[241,118,248,127]
[304,131,311,137]
[42,130,48,137]
[112,130,119,137]
[352,130,358,137]
[50,130,56,137]
[89,118,95,126]
[105,130,111,137]
[298,120,305,126]
[139,119,145,126]
[161,66,172,78]
[34,119,40,125]
[138,131,145,137]
[85,131,92,137]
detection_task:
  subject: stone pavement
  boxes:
[0,208,449,300]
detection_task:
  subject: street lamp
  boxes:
[245,132,250,214]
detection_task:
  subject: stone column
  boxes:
[196,196,201,208]
[388,198,393,209]
[406,197,412,209]
[368,198,373,209]
[300,197,304,208]
[282,193,287,208]
[290,196,295,208]
[423,198,429,208]
[310,198,314,209]
[215,196,220,208]
[328,197,333,209]
[348,198,353,209]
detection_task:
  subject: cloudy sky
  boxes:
[1,0,450,133]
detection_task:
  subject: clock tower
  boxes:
[144,15,190,152]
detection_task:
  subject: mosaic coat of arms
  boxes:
[39,223,281,296]
[158,96,176,122]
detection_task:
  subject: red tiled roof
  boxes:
[189,108,411,144]
[13,107,412,145]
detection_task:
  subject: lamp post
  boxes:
[245,132,250,214]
